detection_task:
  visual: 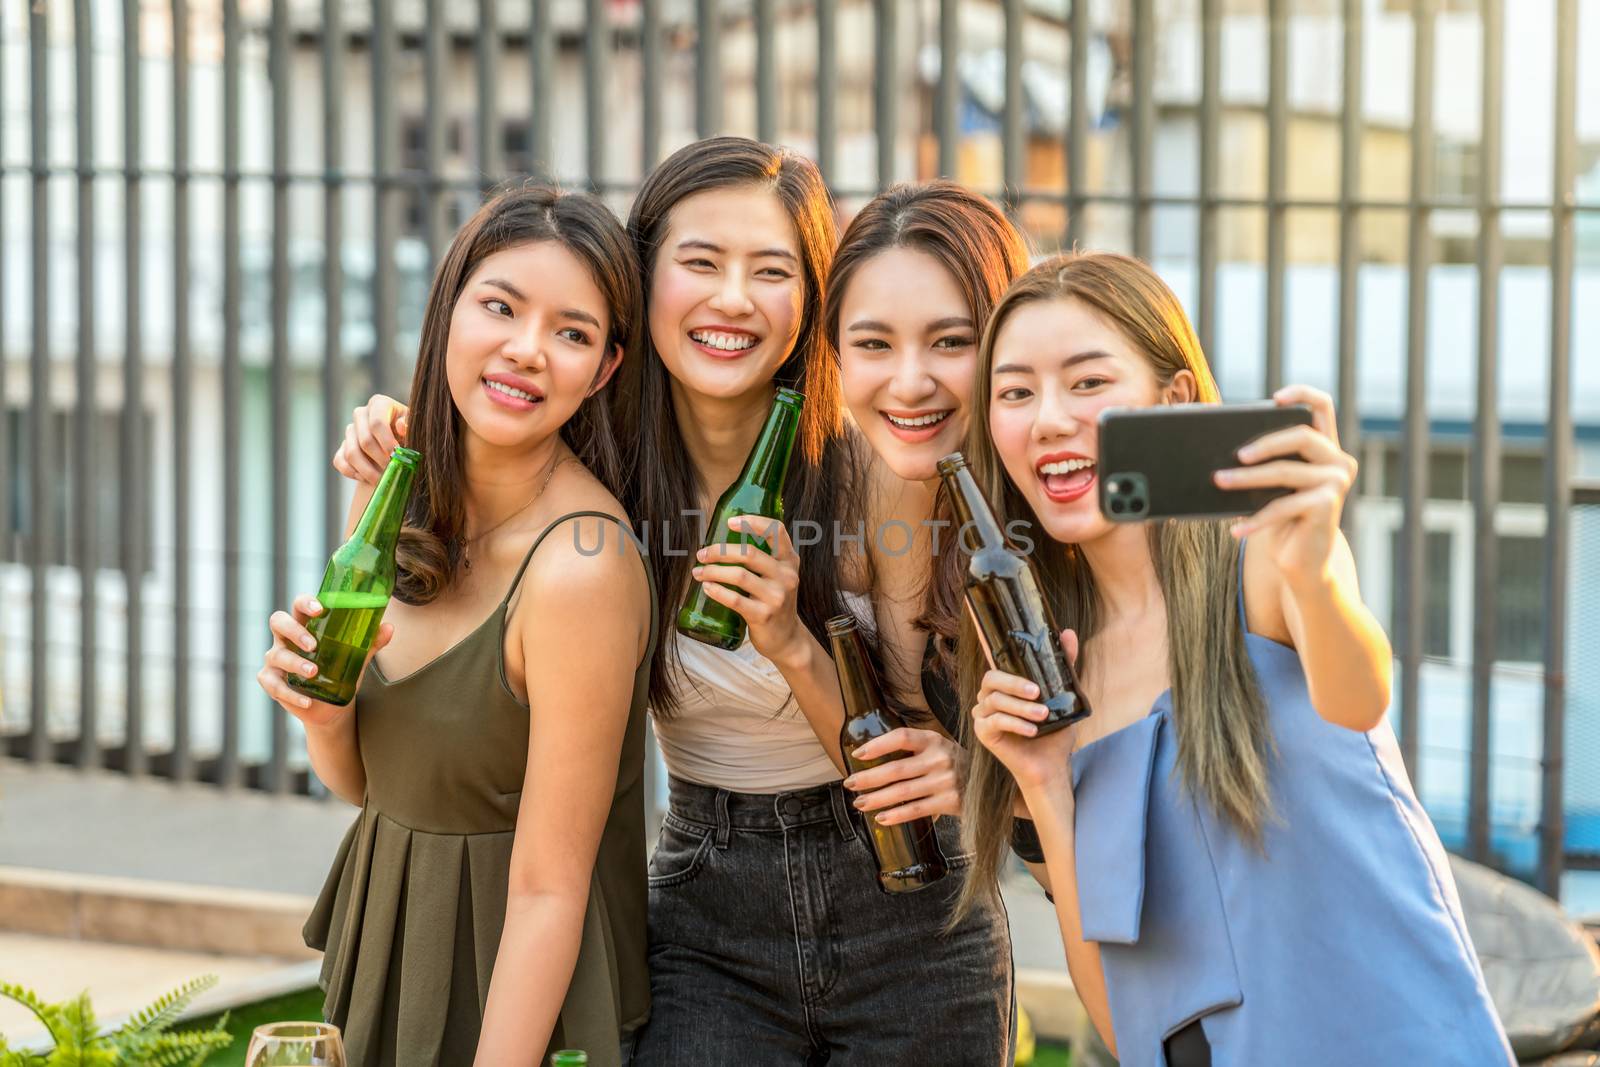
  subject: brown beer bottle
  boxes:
[827,615,948,894]
[937,451,1091,736]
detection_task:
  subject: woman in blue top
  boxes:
[944,252,1513,1067]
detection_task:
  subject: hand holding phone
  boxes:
[1099,400,1316,522]
[1100,386,1359,590]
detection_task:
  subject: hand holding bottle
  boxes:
[844,727,967,824]
[333,393,410,486]
[972,628,1082,794]
[258,594,394,727]
[691,514,807,664]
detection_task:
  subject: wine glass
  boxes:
[245,1021,346,1067]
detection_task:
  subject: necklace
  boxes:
[462,454,572,570]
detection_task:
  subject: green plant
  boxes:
[0,974,233,1066]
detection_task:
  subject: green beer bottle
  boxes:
[549,1052,588,1067]
[677,387,804,650]
[827,614,948,894]
[287,446,421,706]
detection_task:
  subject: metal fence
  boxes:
[0,0,1588,898]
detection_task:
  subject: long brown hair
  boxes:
[949,252,1273,920]
[395,183,642,605]
[613,136,863,714]
[822,181,1030,704]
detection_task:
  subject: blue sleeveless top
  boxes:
[1069,547,1513,1066]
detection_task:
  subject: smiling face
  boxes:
[646,184,806,402]
[445,239,619,454]
[987,296,1194,545]
[838,247,978,482]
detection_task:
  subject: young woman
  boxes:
[951,252,1514,1066]
[334,143,1013,1064]
[257,185,656,1067]
[820,182,1045,867]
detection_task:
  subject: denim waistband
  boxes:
[665,775,858,847]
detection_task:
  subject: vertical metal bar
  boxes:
[585,0,607,191]
[74,0,99,770]
[874,0,897,189]
[477,0,501,190]
[936,0,958,179]
[220,0,241,788]
[1399,0,1436,783]
[28,0,51,766]
[324,0,345,559]
[817,0,837,184]
[171,0,193,783]
[122,0,146,779]
[1197,0,1220,362]
[372,0,398,397]
[423,0,446,265]
[1001,0,1022,213]
[1467,0,1503,866]
[270,0,291,793]
[1264,0,1287,396]
[1066,0,1088,249]
[1337,0,1363,538]
[1130,0,1153,259]
[1539,0,1577,898]
[696,0,721,138]
[531,0,553,173]
[0,7,8,573]
[641,0,662,172]
[756,0,777,145]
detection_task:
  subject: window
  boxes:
[5,406,153,572]
[1376,444,1544,504]
[1435,139,1481,201]
[1494,535,1545,663]
[1390,529,1454,658]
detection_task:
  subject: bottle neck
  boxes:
[743,400,802,495]
[944,465,1008,551]
[829,626,881,722]
[352,459,417,546]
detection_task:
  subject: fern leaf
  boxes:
[0,983,60,1045]
[113,976,217,1040]
[128,1028,233,1067]
[56,993,98,1051]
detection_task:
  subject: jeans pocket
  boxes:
[647,814,715,889]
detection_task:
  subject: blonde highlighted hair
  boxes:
[946,252,1273,922]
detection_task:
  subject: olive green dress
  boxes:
[304,512,655,1067]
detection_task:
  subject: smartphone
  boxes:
[1098,402,1314,522]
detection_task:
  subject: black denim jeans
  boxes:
[626,776,1013,1066]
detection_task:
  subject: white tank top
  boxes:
[652,591,872,794]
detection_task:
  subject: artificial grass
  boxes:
[183,986,326,1066]
[1032,1041,1073,1067]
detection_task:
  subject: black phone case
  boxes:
[1098,402,1315,521]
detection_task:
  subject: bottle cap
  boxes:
[775,387,806,407]
[390,446,422,467]
[936,452,967,476]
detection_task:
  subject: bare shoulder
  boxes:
[510,471,649,641]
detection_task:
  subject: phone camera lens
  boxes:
[1110,498,1127,514]
[1130,498,1146,514]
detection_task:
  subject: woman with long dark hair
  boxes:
[951,252,1513,1066]
[822,182,1036,853]
[258,185,656,1066]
